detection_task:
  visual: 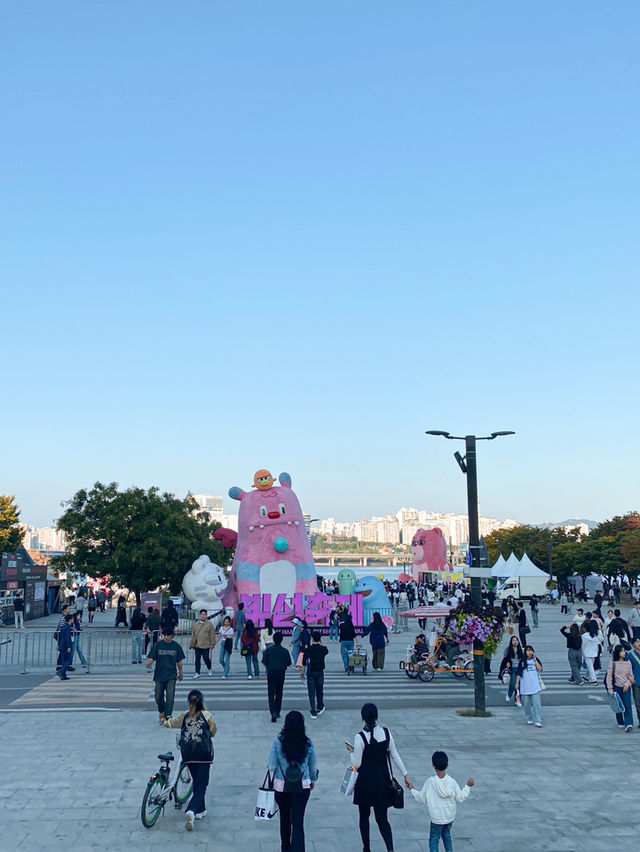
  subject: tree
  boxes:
[590,512,640,539]
[0,495,22,553]
[53,482,233,603]
[621,532,640,581]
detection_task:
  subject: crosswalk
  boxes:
[10,666,607,711]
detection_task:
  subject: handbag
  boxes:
[339,764,357,797]
[608,662,625,714]
[383,728,404,809]
[538,676,546,691]
[255,770,278,821]
[223,637,233,654]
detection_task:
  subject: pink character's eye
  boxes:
[279,503,286,515]
[260,506,267,518]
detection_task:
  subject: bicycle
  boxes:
[140,749,193,828]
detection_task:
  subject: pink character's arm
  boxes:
[229,486,246,501]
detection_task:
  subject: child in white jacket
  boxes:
[411,750,474,851]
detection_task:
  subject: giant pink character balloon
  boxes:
[222,471,318,610]
[411,527,451,580]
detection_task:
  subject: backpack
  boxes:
[283,759,303,794]
[179,713,213,763]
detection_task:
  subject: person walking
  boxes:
[13,592,24,629]
[529,594,539,628]
[411,750,474,852]
[626,637,640,727]
[303,631,328,718]
[560,623,583,685]
[362,612,389,671]
[129,605,146,664]
[75,592,87,622]
[515,645,544,727]
[260,617,275,652]
[234,601,246,650]
[290,617,304,667]
[189,609,215,678]
[559,591,568,614]
[57,614,74,680]
[607,645,635,732]
[87,592,97,623]
[329,607,339,643]
[607,609,631,649]
[114,596,128,628]
[96,588,106,612]
[144,607,161,657]
[216,615,234,678]
[71,611,88,668]
[267,710,318,852]
[146,628,185,724]
[627,600,640,641]
[241,619,260,679]
[498,635,524,706]
[348,702,412,852]
[262,631,292,722]
[161,599,179,635]
[517,602,530,649]
[581,621,600,685]
[165,689,216,830]
[339,612,357,673]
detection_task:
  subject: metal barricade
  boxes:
[84,631,194,672]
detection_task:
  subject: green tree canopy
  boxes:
[53,482,233,601]
[590,512,640,539]
[0,495,22,553]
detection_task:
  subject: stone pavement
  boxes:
[1,696,639,851]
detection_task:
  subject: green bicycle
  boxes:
[141,750,193,828]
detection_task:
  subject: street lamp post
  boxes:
[426,429,515,712]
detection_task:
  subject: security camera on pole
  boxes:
[425,429,515,712]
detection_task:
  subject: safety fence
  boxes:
[0,607,411,672]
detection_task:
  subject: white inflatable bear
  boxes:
[182,555,233,628]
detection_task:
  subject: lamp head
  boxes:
[425,430,451,438]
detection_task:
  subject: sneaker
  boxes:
[590,681,598,685]
[192,673,200,679]
[208,669,213,677]
[618,724,625,728]
[317,706,325,716]
[516,699,522,708]
[567,678,576,683]
[271,716,277,723]
[68,666,75,672]
[221,675,227,679]
[185,810,194,831]
[195,810,207,819]
[625,725,633,732]
[310,713,317,719]
[534,722,542,728]
[526,720,534,725]
[248,675,252,679]
[505,693,511,702]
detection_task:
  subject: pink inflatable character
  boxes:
[222,471,318,610]
[411,528,451,580]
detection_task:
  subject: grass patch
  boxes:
[456,709,493,718]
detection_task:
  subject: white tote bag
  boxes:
[339,764,357,797]
[255,770,278,821]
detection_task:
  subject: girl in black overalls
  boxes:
[349,702,412,852]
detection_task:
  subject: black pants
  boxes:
[267,670,286,720]
[307,670,324,714]
[275,788,310,852]
[358,803,393,852]
[194,647,212,674]
[187,762,211,816]
[519,631,528,649]
[115,609,127,627]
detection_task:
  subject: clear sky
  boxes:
[2,2,638,529]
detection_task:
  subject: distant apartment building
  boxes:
[192,494,224,518]
[21,525,67,552]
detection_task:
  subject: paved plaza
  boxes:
[1,603,639,850]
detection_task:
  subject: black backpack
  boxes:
[283,759,303,794]
[179,713,213,763]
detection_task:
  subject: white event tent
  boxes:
[510,551,548,579]
[490,553,509,578]
[501,551,521,578]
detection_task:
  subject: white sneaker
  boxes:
[208,669,213,677]
[192,673,200,679]
[505,693,511,702]
[195,810,207,819]
[185,810,194,831]
[534,722,543,728]
[526,720,534,725]
[248,675,252,679]
[317,706,325,716]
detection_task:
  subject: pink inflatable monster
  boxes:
[221,471,318,610]
[410,528,451,580]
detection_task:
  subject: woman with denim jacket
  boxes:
[267,710,318,852]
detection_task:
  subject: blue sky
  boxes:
[2,2,638,528]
